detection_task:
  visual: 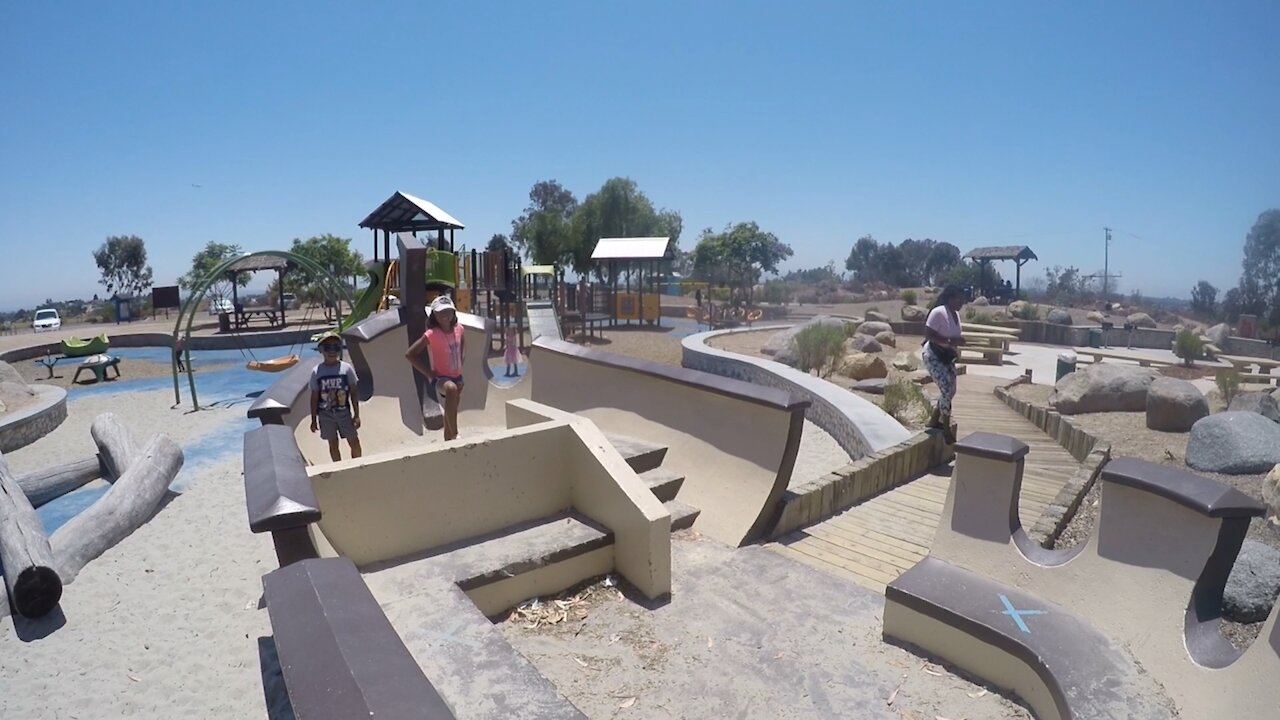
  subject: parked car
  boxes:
[281,292,299,310]
[208,297,234,316]
[32,308,62,332]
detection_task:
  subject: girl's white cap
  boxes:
[430,296,455,314]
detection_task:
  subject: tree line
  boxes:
[1190,210,1280,330]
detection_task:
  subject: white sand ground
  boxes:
[0,389,277,719]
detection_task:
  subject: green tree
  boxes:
[486,233,513,254]
[179,242,246,292]
[1237,209,1280,326]
[925,242,961,285]
[92,235,154,296]
[287,234,362,305]
[567,177,682,277]
[690,222,793,303]
[845,235,881,283]
[1190,281,1217,316]
[511,180,578,264]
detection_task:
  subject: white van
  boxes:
[32,308,62,332]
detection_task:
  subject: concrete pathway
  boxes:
[770,375,1082,591]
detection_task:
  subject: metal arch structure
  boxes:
[171,250,356,411]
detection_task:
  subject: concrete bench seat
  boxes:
[1237,371,1279,386]
[886,556,1176,720]
[1074,349,1173,367]
[956,345,1005,364]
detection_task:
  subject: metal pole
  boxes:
[1103,227,1112,302]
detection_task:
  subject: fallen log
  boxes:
[91,412,139,482]
[18,457,104,508]
[51,434,183,583]
[0,452,63,618]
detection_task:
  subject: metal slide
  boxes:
[524,300,563,342]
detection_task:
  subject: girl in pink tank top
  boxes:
[406,296,467,440]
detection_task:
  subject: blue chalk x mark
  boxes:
[998,594,1045,634]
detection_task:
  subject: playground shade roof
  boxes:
[359,191,465,232]
[591,237,671,260]
[963,245,1038,262]
[522,265,557,276]
[226,255,291,273]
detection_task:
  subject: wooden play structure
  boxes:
[590,237,668,327]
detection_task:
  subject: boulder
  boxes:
[1206,323,1231,346]
[1227,391,1280,423]
[1223,541,1280,623]
[763,315,848,365]
[1126,312,1156,329]
[852,378,889,395]
[1086,310,1106,323]
[909,371,934,386]
[865,310,890,323]
[856,320,893,337]
[901,305,927,322]
[1185,412,1280,475]
[1265,465,1280,525]
[1008,300,1032,317]
[0,361,25,387]
[1145,377,1209,432]
[892,352,920,372]
[1049,364,1160,414]
[971,296,990,307]
[875,330,897,348]
[847,334,882,354]
[840,353,888,381]
[1047,308,1073,325]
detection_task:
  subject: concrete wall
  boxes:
[0,384,66,452]
[0,328,316,363]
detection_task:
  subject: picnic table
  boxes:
[564,312,610,339]
[33,353,74,379]
[962,322,1020,337]
[1216,354,1280,385]
[963,331,1014,351]
[71,354,122,384]
[235,305,282,329]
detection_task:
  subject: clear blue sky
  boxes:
[2,1,1277,309]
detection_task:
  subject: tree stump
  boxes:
[50,433,183,583]
[0,453,62,618]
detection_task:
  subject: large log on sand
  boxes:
[18,457,104,507]
[51,433,183,583]
[0,453,62,618]
[91,413,139,482]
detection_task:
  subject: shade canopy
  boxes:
[226,254,291,274]
[358,191,465,233]
[963,245,1038,262]
[591,237,671,261]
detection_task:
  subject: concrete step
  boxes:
[638,468,685,502]
[605,433,668,474]
[665,499,701,531]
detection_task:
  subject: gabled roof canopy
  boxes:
[226,254,291,273]
[358,191,465,233]
[591,237,671,261]
[964,245,1038,262]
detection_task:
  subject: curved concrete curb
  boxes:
[0,328,318,363]
[681,326,911,459]
[0,384,67,452]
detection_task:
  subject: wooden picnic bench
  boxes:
[71,354,121,384]
[564,311,610,339]
[1075,349,1174,368]
[235,305,282,329]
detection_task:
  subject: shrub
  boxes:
[1010,303,1039,321]
[1173,330,1203,367]
[791,324,848,378]
[900,289,918,305]
[1215,368,1241,404]
[882,379,932,424]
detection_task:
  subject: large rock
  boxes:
[847,334,882,354]
[1223,541,1280,623]
[892,352,920,372]
[971,296,990,307]
[1145,377,1208,432]
[1206,323,1231,346]
[901,305,927,322]
[1008,300,1032,317]
[1126,312,1156,329]
[1265,465,1280,525]
[852,378,889,395]
[865,310,890,323]
[763,315,848,365]
[875,330,897,348]
[1185,412,1280,474]
[840,352,888,381]
[1049,364,1160,414]
[856,320,892,337]
[1086,310,1106,323]
[1047,308,1073,325]
[0,361,25,386]
[1227,391,1280,423]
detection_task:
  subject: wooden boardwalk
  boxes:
[772,375,1081,591]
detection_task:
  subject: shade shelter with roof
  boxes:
[591,237,670,327]
[225,254,293,329]
[962,246,1039,302]
[359,191,465,262]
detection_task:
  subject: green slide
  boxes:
[338,264,386,332]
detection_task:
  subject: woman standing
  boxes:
[922,286,966,443]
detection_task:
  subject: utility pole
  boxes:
[1102,227,1112,302]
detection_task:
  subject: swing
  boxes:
[237,296,321,373]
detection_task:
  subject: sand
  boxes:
[0,388,277,719]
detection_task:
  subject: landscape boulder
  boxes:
[1086,310,1106,323]
[1223,540,1280,623]
[1206,323,1231,346]
[901,305,927,322]
[1126,312,1157,329]
[856,320,892,337]
[1265,464,1280,525]
[892,352,920,372]
[764,316,848,365]
[875,330,897,348]
[1185,412,1280,474]
[1007,300,1032,318]
[840,353,888,381]
[852,378,889,395]
[909,371,933,385]
[1049,363,1160,414]
[1047,308,1073,325]
[1227,391,1280,423]
[1145,377,1208,432]
[0,361,25,387]
[847,334,882,354]
[865,310,890,323]
[970,296,990,306]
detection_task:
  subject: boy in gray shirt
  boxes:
[309,332,362,461]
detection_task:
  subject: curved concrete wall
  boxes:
[681,327,911,458]
[0,384,67,452]
[0,328,316,363]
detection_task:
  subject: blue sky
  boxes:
[1,1,1277,309]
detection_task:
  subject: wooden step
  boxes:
[605,433,668,474]
[665,499,701,531]
[638,468,685,502]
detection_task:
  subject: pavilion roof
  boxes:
[226,254,291,273]
[358,191,464,233]
[963,245,1038,262]
[591,237,671,261]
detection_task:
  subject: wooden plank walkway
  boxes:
[771,375,1081,591]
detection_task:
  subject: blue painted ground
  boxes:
[34,343,307,534]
